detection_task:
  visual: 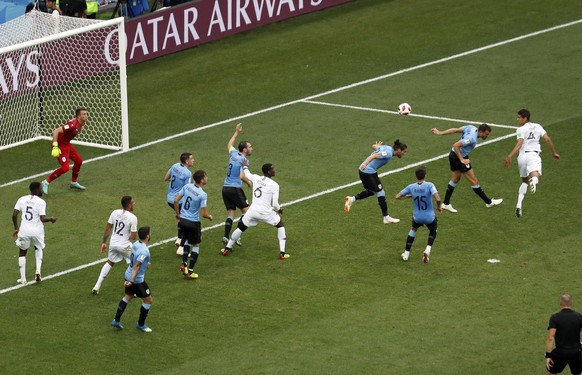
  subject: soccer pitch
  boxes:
[1,0,582,373]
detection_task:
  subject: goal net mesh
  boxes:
[0,10,127,151]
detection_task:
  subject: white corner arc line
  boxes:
[303,100,519,129]
[0,132,516,295]
[1,18,577,189]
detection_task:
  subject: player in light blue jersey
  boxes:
[432,123,502,213]
[396,167,442,263]
[111,226,153,332]
[174,170,214,279]
[221,123,252,246]
[164,153,194,256]
[345,139,407,224]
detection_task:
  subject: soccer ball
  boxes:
[398,103,412,115]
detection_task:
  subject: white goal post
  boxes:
[0,10,128,151]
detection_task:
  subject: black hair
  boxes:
[180,153,192,164]
[262,163,273,175]
[193,170,207,184]
[29,181,41,193]
[121,196,133,209]
[393,139,408,151]
[478,123,492,133]
[138,226,150,240]
[415,167,427,180]
[517,109,530,121]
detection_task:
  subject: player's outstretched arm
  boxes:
[395,192,411,200]
[432,127,461,136]
[40,215,57,223]
[227,123,243,151]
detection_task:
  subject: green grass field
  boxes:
[2,0,582,373]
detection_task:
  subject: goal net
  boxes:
[0,10,128,151]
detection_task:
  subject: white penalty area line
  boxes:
[303,100,519,130]
[1,18,578,189]
[0,132,516,295]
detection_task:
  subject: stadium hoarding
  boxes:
[124,0,353,65]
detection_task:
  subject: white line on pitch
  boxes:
[1,18,577,189]
[302,100,519,130]
[0,132,516,295]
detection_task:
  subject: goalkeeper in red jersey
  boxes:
[41,107,88,194]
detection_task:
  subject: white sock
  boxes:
[531,176,539,186]
[517,183,528,208]
[277,227,287,253]
[228,228,242,248]
[18,256,26,281]
[35,249,43,274]
[425,246,432,255]
[94,262,113,290]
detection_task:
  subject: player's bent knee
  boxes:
[60,163,70,172]
[237,221,248,232]
[276,220,284,228]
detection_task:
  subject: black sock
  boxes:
[189,252,199,272]
[224,218,233,238]
[138,305,150,326]
[406,235,415,251]
[444,184,455,205]
[115,299,128,322]
[472,186,491,204]
[355,190,374,201]
[377,195,388,216]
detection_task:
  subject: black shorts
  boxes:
[358,170,383,193]
[125,281,151,298]
[547,351,582,374]
[222,186,249,211]
[167,201,182,211]
[178,218,202,245]
[448,151,472,173]
[411,218,438,232]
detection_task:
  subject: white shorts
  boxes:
[15,235,45,250]
[517,152,542,178]
[108,245,132,264]
[241,207,281,228]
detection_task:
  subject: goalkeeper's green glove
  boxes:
[51,142,61,158]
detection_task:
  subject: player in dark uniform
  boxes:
[545,293,582,375]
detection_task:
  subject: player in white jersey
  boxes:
[92,196,138,294]
[505,109,560,218]
[11,182,57,284]
[221,161,289,260]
